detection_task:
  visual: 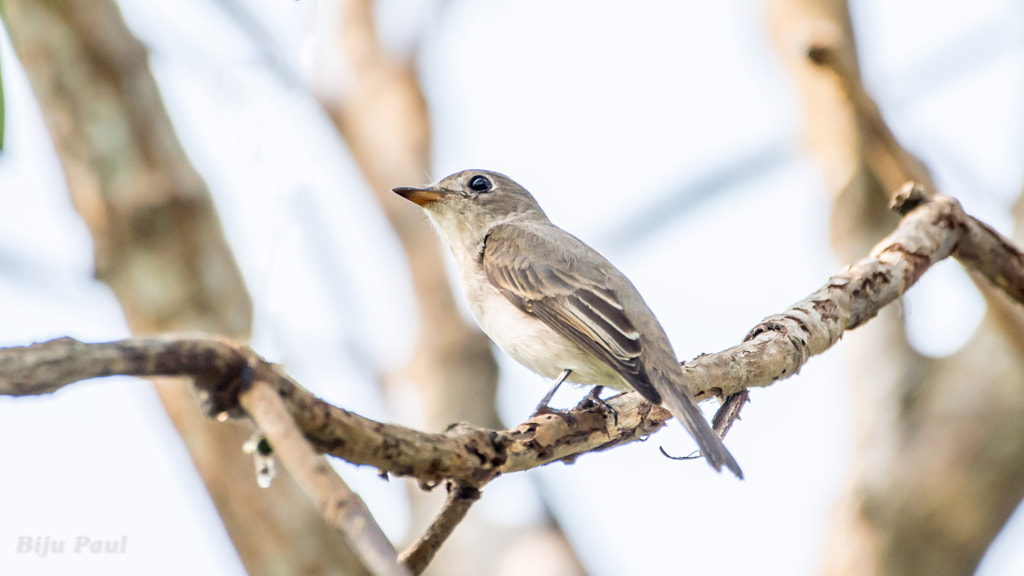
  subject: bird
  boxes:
[393,170,742,478]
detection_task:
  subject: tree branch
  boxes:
[239,382,410,576]
[398,483,481,574]
[799,19,1024,575]
[0,335,669,487]
[2,188,1021,490]
[685,186,1023,400]
[807,31,1024,359]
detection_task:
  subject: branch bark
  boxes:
[398,483,481,574]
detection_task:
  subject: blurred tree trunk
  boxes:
[2,1,367,574]
[767,1,1024,575]
[316,1,587,575]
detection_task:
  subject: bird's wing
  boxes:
[483,223,743,478]
[481,223,662,403]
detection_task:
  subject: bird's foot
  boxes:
[575,386,618,425]
[530,403,570,420]
[531,369,573,417]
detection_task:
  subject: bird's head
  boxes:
[393,170,549,246]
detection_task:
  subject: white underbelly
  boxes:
[463,268,629,390]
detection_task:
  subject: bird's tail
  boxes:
[661,386,743,479]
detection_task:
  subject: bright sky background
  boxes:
[0,1,1022,575]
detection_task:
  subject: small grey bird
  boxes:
[394,170,742,478]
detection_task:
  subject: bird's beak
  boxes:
[393,185,448,207]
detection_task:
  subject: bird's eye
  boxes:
[468,175,493,192]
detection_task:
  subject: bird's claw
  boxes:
[575,386,618,425]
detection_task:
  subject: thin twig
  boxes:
[712,391,750,438]
[239,381,410,576]
[398,482,481,574]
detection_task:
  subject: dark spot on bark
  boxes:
[465,440,488,465]
[150,345,174,374]
[811,299,840,323]
[785,315,811,336]
[377,435,401,462]
[425,458,442,478]
[851,271,890,301]
[936,211,959,232]
[455,485,481,501]
[516,420,540,432]
[900,249,931,287]
[486,431,509,467]
[746,319,786,341]
[319,401,332,426]
[847,270,893,329]
[321,437,347,453]
[562,411,579,427]
[889,182,928,214]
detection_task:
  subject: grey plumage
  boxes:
[394,170,742,478]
